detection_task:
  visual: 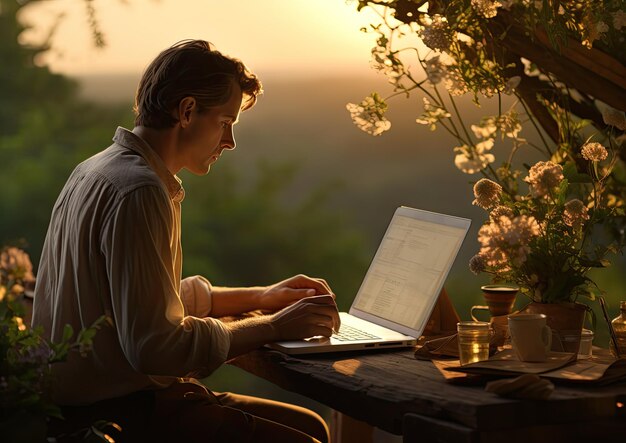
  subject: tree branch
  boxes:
[492,11,626,112]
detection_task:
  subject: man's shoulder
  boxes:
[76,143,166,198]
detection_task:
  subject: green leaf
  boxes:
[562,162,592,183]
[43,403,63,419]
[62,324,74,342]
[556,178,569,204]
[78,327,98,343]
[578,258,611,268]
[585,308,597,330]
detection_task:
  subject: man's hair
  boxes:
[133,40,263,128]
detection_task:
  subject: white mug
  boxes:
[507,314,552,362]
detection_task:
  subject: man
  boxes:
[33,40,340,443]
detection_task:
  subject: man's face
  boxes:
[179,83,243,175]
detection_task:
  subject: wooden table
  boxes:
[230,348,626,442]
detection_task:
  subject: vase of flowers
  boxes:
[466,146,623,352]
[346,0,626,352]
[522,301,587,353]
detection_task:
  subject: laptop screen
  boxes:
[350,207,470,335]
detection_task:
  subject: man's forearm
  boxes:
[210,286,265,317]
[225,315,277,359]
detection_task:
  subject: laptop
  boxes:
[268,206,471,355]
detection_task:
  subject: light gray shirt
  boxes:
[33,127,231,405]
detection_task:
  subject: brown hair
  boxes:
[134,40,262,128]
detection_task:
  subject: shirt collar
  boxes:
[112,127,185,202]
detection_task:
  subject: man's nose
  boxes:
[221,126,236,151]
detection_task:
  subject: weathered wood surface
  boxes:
[230,349,626,437]
[402,412,626,443]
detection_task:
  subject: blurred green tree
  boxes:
[0,0,133,256]
[182,160,369,309]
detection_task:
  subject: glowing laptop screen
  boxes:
[351,212,468,332]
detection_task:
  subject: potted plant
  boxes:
[467,155,619,351]
[0,246,109,442]
[345,0,626,351]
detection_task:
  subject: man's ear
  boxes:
[177,97,196,128]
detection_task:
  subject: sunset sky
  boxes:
[22,0,385,77]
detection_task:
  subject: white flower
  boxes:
[524,161,564,198]
[454,139,495,174]
[346,94,391,136]
[471,119,497,139]
[472,178,502,209]
[581,142,608,161]
[419,15,453,51]
[13,317,26,332]
[445,67,470,96]
[370,46,405,86]
[0,247,35,283]
[471,111,521,140]
[469,254,486,275]
[490,205,514,221]
[521,57,540,77]
[471,0,502,18]
[371,45,388,66]
[478,215,540,268]
[477,224,509,269]
[415,97,451,131]
[499,111,522,138]
[475,138,495,153]
[563,199,590,230]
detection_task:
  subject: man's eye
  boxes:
[221,122,230,128]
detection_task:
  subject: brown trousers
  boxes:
[49,382,329,443]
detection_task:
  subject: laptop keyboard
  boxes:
[333,324,381,341]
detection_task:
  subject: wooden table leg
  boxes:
[402,413,478,443]
[331,410,375,443]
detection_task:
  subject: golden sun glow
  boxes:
[20,0,384,77]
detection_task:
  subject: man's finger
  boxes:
[301,294,336,305]
[301,295,341,333]
[313,278,334,296]
[334,313,341,333]
[309,325,334,338]
[293,275,335,299]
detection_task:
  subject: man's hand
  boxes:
[210,274,335,318]
[269,294,341,341]
[257,274,335,312]
[225,294,340,359]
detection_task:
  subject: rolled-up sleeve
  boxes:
[180,275,213,317]
[101,185,231,377]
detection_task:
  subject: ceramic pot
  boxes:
[522,302,587,353]
[471,285,519,321]
[481,285,518,317]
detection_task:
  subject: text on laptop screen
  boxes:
[351,214,466,331]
